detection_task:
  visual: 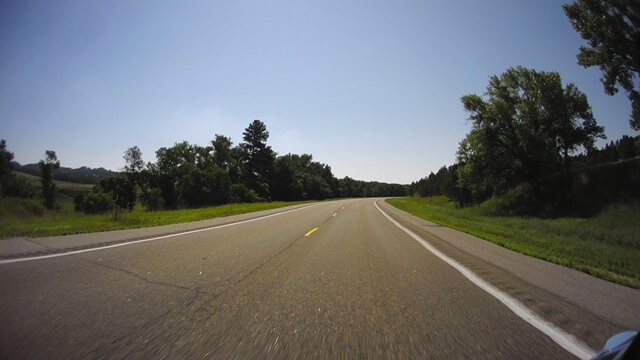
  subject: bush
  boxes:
[12,176,35,198]
[141,188,164,211]
[22,199,45,216]
[0,174,35,199]
[73,194,85,212]
[479,183,540,217]
[74,190,115,214]
[569,158,640,217]
[0,197,45,218]
[230,184,263,203]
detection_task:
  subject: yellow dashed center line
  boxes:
[305,228,319,237]
[306,208,342,237]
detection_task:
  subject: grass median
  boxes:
[0,198,314,239]
[386,196,640,289]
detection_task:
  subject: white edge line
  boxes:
[374,200,595,360]
[0,203,320,265]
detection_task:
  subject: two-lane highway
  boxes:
[1,199,638,358]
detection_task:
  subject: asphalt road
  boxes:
[1,199,639,359]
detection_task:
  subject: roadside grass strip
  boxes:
[0,200,315,239]
[386,197,640,289]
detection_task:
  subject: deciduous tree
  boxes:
[563,0,640,129]
[212,134,232,170]
[0,140,14,197]
[457,67,605,205]
[39,150,60,209]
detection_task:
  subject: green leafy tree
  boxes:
[563,0,640,129]
[150,141,232,208]
[99,176,135,217]
[123,146,144,178]
[0,140,15,197]
[228,146,245,184]
[122,146,144,210]
[180,165,230,207]
[153,142,197,209]
[269,153,341,201]
[0,140,34,199]
[410,166,458,199]
[212,134,233,170]
[39,150,60,209]
[240,120,275,198]
[270,154,305,201]
[457,67,605,208]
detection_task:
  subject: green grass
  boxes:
[386,196,640,289]
[0,198,314,239]
[15,171,94,193]
[14,171,94,205]
[2,172,315,238]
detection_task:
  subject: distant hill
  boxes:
[11,162,120,184]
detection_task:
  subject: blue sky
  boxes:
[1,1,635,184]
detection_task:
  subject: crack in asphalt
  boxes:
[77,256,206,295]
[24,238,53,250]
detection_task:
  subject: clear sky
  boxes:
[1,1,636,184]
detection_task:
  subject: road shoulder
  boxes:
[379,199,640,347]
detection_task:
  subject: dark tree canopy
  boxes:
[0,140,14,197]
[563,0,640,129]
[270,154,339,201]
[99,176,136,213]
[240,120,275,198]
[39,150,60,209]
[242,120,270,152]
[212,134,232,170]
[0,140,13,178]
[457,67,605,205]
[0,140,35,199]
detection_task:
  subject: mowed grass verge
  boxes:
[0,198,314,239]
[386,196,640,289]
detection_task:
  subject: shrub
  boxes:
[75,190,115,214]
[480,183,540,217]
[22,199,45,216]
[230,184,263,203]
[141,188,164,211]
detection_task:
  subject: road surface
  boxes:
[1,199,639,359]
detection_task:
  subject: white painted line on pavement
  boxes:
[0,204,320,265]
[374,200,595,360]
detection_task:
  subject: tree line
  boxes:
[73,120,406,214]
[410,0,640,217]
[410,134,639,202]
[1,120,407,214]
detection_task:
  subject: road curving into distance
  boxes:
[1,198,638,359]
